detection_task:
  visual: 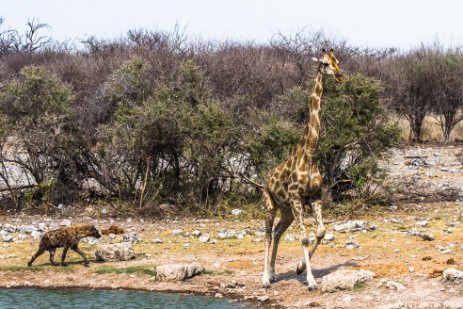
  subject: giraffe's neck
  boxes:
[298,69,324,156]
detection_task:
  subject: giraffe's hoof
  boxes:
[262,283,271,289]
[307,284,318,291]
[296,262,305,275]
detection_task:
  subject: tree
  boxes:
[0,65,75,207]
[0,18,51,55]
[432,52,463,142]
[318,74,401,201]
[389,47,440,142]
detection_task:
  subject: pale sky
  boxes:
[1,0,462,50]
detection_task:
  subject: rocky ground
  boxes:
[1,146,463,309]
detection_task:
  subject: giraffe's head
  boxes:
[312,49,343,83]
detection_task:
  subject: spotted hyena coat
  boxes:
[27,224,101,266]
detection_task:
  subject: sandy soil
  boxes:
[1,146,463,308]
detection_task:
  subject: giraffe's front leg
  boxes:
[269,212,294,283]
[262,190,276,289]
[312,199,325,246]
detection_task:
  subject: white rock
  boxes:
[321,269,375,293]
[324,233,335,241]
[95,242,135,261]
[82,237,100,245]
[31,230,43,240]
[334,220,368,231]
[447,221,461,227]
[152,238,163,244]
[231,209,243,216]
[217,230,237,239]
[60,219,72,227]
[415,220,428,227]
[198,235,210,243]
[284,233,295,242]
[419,233,435,241]
[123,232,138,242]
[2,224,16,232]
[1,232,13,242]
[345,240,360,249]
[156,264,203,281]
[407,229,420,236]
[172,229,184,236]
[443,268,463,282]
[385,280,405,291]
[191,230,201,237]
[443,298,463,309]
[256,296,269,302]
[18,225,35,234]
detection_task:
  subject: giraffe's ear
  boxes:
[311,57,319,62]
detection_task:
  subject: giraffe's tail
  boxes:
[239,172,264,188]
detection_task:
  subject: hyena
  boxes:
[27,224,101,267]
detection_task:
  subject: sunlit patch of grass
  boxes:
[0,265,75,273]
[202,269,233,276]
[353,281,367,291]
[94,265,157,277]
[0,266,42,272]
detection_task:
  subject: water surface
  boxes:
[0,288,251,309]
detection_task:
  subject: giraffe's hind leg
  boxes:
[262,189,277,289]
[290,196,319,290]
[269,211,294,282]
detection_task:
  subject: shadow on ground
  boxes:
[274,262,358,285]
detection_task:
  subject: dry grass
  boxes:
[397,115,463,142]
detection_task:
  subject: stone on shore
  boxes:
[156,264,204,281]
[321,269,375,293]
[94,242,135,261]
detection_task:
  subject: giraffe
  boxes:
[261,49,343,290]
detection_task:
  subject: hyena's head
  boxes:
[89,225,102,239]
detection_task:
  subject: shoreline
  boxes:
[0,269,267,308]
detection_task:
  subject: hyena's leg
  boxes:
[71,244,89,265]
[49,247,58,266]
[28,246,46,266]
[60,245,70,266]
